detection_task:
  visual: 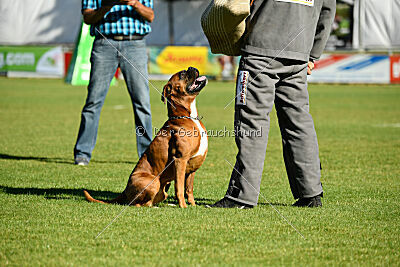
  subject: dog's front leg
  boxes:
[185,173,196,206]
[174,158,188,208]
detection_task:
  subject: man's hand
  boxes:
[119,0,139,8]
[119,0,154,22]
[102,0,119,7]
[102,0,137,8]
[88,0,153,23]
[83,6,112,24]
[307,61,315,75]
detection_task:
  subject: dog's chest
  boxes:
[190,100,208,158]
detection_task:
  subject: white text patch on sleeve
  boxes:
[236,71,249,105]
[275,0,314,7]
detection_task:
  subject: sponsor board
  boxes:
[65,23,116,86]
[0,46,64,77]
[148,46,221,77]
[390,56,400,84]
[308,54,398,84]
[65,23,95,85]
[2,42,397,85]
[148,49,398,84]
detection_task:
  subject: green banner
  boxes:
[65,22,94,85]
[0,46,63,75]
[66,22,116,85]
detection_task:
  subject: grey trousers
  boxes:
[225,54,323,206]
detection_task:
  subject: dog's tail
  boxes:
[83,190,127,205]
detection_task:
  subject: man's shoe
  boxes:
[208,197,253,209]
[74,157,89,166]
[293,195,322,207]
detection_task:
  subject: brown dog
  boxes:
[83,67,208,208]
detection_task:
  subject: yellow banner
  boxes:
[155,46,209,74]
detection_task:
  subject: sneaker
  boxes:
[207,197,253,209]
[293,195,322,208]
[74,157,89,166]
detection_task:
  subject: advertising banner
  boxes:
[0,46,64,77]
[390,56,400,84]
[66,22,117,86]
[65,23,94,85]
[148,46,221,77]
[308,54,391,84]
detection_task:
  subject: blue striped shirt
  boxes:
[82,0,153,37]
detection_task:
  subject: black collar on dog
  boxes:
[168,115,203,121]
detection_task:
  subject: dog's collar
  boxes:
[168,115,203,121]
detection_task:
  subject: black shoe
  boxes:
[207,197,253,209]
[293,195,322,208]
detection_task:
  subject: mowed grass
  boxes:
[0,77,399,266]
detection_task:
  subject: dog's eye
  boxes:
[179,71,186,80]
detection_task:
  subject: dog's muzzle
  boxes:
[186,67,208,94]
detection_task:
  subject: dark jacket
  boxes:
[242,0,336,62]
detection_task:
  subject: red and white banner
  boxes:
[308,54,398,84]
[390,56,400,84]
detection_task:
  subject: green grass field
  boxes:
[0,77,399,266]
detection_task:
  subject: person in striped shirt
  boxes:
[74,0,154,166]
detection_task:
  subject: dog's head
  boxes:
[161,67,207,107]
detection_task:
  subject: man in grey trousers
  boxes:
[211,0,336,208]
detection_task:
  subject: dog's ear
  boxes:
[161,84,170,104]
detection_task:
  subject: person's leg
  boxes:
[274,59,323,200]
[74,38,119,162]
[119,39,152,158]
[223,55,280,207]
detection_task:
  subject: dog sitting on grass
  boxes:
[84,67,208,208]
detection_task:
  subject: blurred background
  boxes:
[0,0,399,83]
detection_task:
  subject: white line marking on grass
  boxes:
[95,158,176,239]
[224,159,306,239]
[374,123,400,128]
[113,105,127,110]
